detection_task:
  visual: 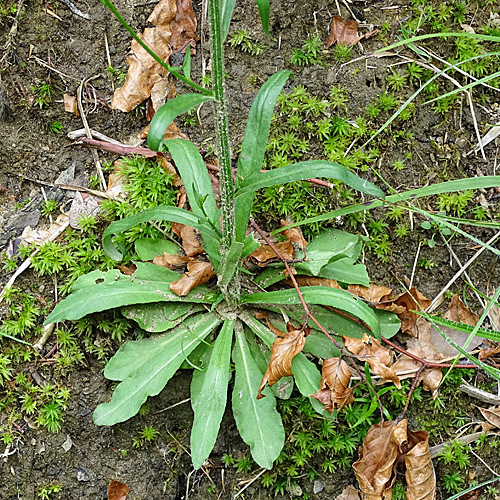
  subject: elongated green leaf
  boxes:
[235,70,292,241]
[242,287,380,339]
[292,353,335,419]
[238,160,384,198]
[218,241,244,288]
[122,302,204,332]
[94,313,220,425]
[232,324,284,468]
[220,0,237,41]
[375,309,400,339]
[317,258,370,286]
[147,94,214,151]
[102,206,220,261]
[191,319,234,469]
[255,0,270,36]
[163,139,218,223]
[182,49,191,79]
[277,176,500,231]
[134,237,179,260]
[44,266,212,325]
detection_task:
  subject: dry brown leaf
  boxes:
[290,276,341,288]
[377,287,431,337]
[353,420,407,500]
[479,344,500,361]
[348,284,393,304]
[172,222,204,257]
[444,294,479,326]
[63,93,79,116]
[311,357,354,413]
[256,313,306,399]
[404,430,436,500]
[280,219,307,250]
[326,16,360,48]
[153,252,194,268]
[111,28,172,112]
[108,480,129,500]
[249,240,295,267]
[157,156,182,186]
[344,334,401,389]
[335,485,362,500]
[478,406,500,429]
[169,0,199,52]
[140,120,188,141]
[118,264,137,276]
[177,185,187,209]
[169,261,215,296]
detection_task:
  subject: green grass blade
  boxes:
[232,323,284,468]
[242,286,380,339]
[191,319,234,469]
[255,0,270,36]
[238,160,384,198]
[220,0,237,41]
[93,313,220,425]
[217,241,244,289]
[102,206,220,261]
[147,95,214,151]
[276,176,500,232]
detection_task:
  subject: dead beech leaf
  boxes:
[111,28,172,112]
[153,252,194,268]
[326,16,360,48]
[348,284,393,304]
[344,334,401,389]
[249,240,295,267]
[63,93,79,116]
[108,480,129,500]
[311,357,354,413]
[118,264,137,276]
[169,0,199,52]
[353,420,407,500]
[377,287,431,337]
[280,219,307,250]
[169,261,215,296]
[140,120,188,141]
[288,276,341,288]
[335,485,362,500]
[147,0,177,30]
[157,156,182,186]
[404,430,436,500]
[478,406,500,429]
[256,312,306,399]
[172,222,204,257]
[479,344,500,361]
[177,186,187,209]
[444,294,479,326]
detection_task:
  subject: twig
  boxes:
[28,55,79,81]
[460,380,500,405]
[33,323,56,351]
[409,241,421,289]
[469,444,500,476]
[154,398,190,414]
[233,469,266,499]
[67,128,133,147]
[429,431,498,458]
[77,80,106,190]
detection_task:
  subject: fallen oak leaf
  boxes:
[311,357,354,413]
[256,312,307,399]
[344,334,401,389]
[108,480,129,500]
[169,261,215,296]
[353,419,408,500]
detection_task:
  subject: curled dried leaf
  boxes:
[169,261,215,296]
[289,276,341,288]
[344,334,401,389]
[108,480,129,500]
[335,485,362,500]
[478,406,500,430]
[280,219,307,250]
[153,252,194,269]
[444,294,479,326]
[311,357,354,413]
[256,313,306,399]
[249,240,295,267]
[348,284,393,304]
[172,222,204,257]
[404,430,436,500]
[353,420,407,500]
[326,16,360,48]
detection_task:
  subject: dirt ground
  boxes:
[1,0,500,498]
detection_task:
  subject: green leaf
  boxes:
[147,94,214,151]
[44,265,212,325]
[94,312,221,425]
[292,354,335,419]
[278,176,500,231]
[182,49,191,79]
[218,241,244,288]
[242,232,260,258]
[102,206,219,261]
[190,319,234,469]
[376,309,400,339]
[238,160,384,199]
[317,258,370,286]
[303,330,340,358]
[122,302,204,332]
[220,0,237,41]
[254,266,287,288]
[235,70,292,241]
[162,139,218,224]
[134,237,179,260]
[242,287,380,339]
[232,324,284,468]
[255,0,270,36]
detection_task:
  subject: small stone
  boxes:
[55,163,76,187]
[314,480,325,494]
[5,209,41,232]
[289,484,303,498]
[76,468,92,481]
[61,435,73,452]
